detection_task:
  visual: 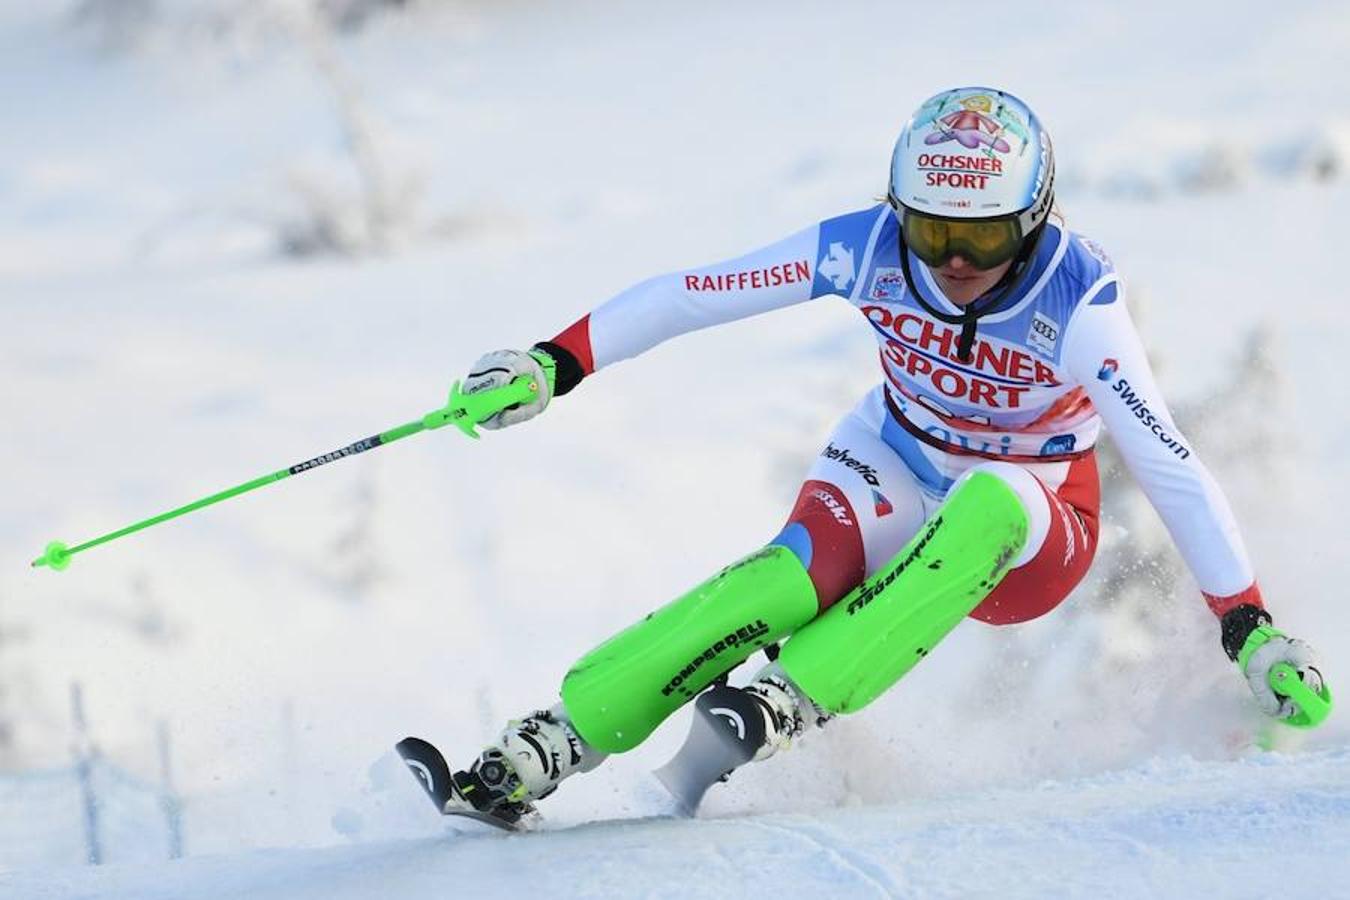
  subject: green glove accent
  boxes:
[528,348,558,396]
[1238,626,1333,729]
[1236,624,1281,673]
[562,546,819,754]
[780,471,1028,715]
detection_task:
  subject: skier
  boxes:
[430,87,1330,825]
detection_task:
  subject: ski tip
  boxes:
[396,736,457,812]
[396,736,446,760]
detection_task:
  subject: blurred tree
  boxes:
[324,469,386,603]
[70,0,159,54]
[280,0,404,257]
[319,0,409,32]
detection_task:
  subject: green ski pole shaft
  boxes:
[31,376,539,573]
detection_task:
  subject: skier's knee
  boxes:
[770,479,865,612]
[776,471,1029,715]
[955,462,1050,567]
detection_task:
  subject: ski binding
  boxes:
[396,736,532,832]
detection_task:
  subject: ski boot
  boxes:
[744,667,826,759]
[452,705,603,828]
[656,664,825,814]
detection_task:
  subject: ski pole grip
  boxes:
[1268,662,1333,729]
[422,376,540,439]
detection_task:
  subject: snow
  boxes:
[6,748,1350,899]
[2,0,1350,894]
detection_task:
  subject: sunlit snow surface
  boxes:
[6,750,1350,899]
[2,0,1349,894]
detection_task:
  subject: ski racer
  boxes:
[437,87,1330,824]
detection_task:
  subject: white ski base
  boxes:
[6,747,1348,899]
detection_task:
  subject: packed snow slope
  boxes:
[2,0,1350,891]
[6,749,1350,900]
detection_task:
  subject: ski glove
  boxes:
[461,348,556,430]
[1222,605,1328,721]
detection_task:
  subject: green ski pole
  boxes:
[31,377,539,573]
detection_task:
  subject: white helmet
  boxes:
[886,87,1057,362]
[888,86,1055,243]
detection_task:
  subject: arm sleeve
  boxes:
[1062,287,1264,617]
[540,223,824,388]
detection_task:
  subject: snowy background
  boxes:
[2,0,1349,896]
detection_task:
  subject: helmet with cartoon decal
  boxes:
[888,86,1055,235]
[885,87,1057,363]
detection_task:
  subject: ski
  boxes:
[654,685,766,816]
[395,736,528,832]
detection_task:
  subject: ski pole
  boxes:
[30,377,539,573]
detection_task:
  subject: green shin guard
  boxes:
[561,546,819,754]
[779,471,1029,715]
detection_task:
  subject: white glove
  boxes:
[1241,629,1325,719]
[462,348,555,430]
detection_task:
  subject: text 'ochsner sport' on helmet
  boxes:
[888,87,1056,271]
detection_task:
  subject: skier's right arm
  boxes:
[460,216,849,428]
[539,221,824,386]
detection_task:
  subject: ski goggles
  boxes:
[900,208,1025,270]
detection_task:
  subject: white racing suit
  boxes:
[538,204,1261,624]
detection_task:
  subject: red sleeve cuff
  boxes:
[550,315,595,376]
[1203,582,1264,618]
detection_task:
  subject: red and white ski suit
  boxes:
[540,205,1262,625]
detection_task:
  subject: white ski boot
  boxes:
[742,665,824,761]
[451,705,604,827]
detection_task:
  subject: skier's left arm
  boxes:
[1063,287,1328,721]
